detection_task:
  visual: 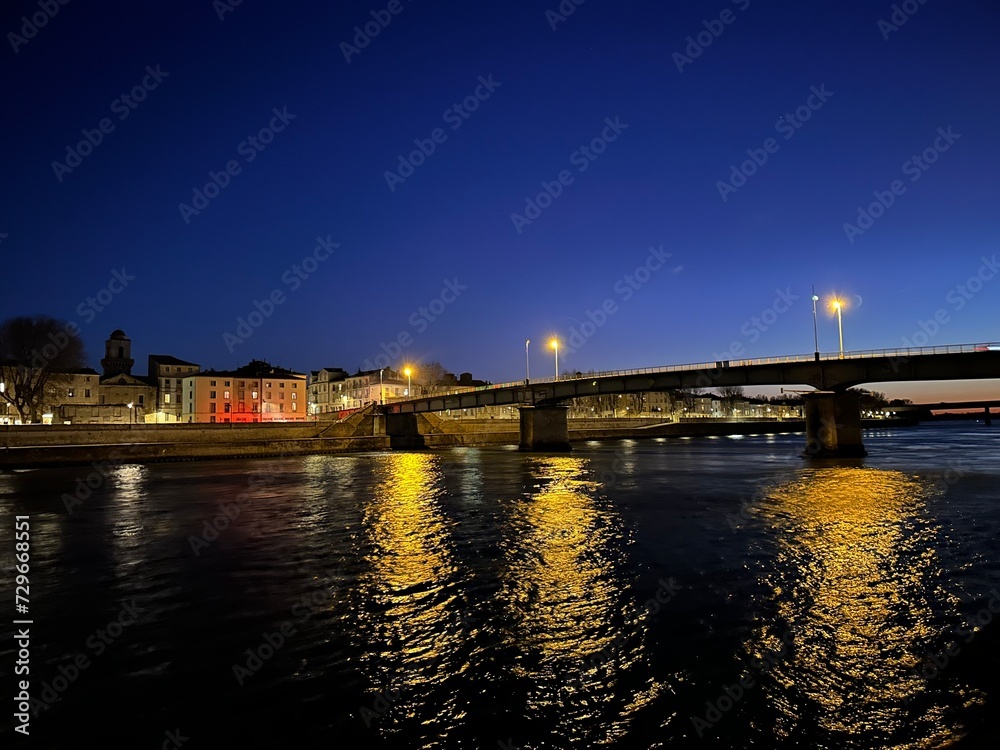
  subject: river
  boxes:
[2,422,998,749]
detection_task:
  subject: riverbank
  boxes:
[0,417,916,469]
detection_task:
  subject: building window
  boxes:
[224,391,230,399]
[291,392,296,400]
[100,395,105,404]
[279,392,284,400]
[239,390,245,400]
[266,382,272,388]
[252,403,259,413]
[210,391,217,399]
[210,416,216,423]
[280,382,285,388]
[293,383,297,389]
[239,381,245,387]
[68,388,75,397]
[224,381,231,387]
[224,403,231,413]
[165,367,170,373]
[251,391,258,399]
[265,392,271,399]
[209,403,216,413]
[85,389,91,398]
[210,380,217,386]
[164,394,171,404]
[238,402,246,413]
[279,404,284,412]
[138,395,144,405]
[292,403,297,411]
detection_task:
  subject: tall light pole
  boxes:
[525,339,530,382]
[832,298,845,359]
[379,369,384,404]
[404,366,412,397]
[127,401,134,424]
[549,338,559,380]
[811,286,820,361]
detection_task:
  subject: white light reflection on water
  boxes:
[110,464,152,574]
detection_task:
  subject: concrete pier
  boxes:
[384,412,426,449]
[802,391,867,458]
[518,405,571,452]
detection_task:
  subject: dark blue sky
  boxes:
[3,0,999,400]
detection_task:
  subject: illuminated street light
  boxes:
[830,297,846,358]
[404,366,412,397]
[525,339,530,382]
[549,338,559,380]
[126,401,134,424]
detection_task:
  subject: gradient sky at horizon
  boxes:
[2,0,999,401]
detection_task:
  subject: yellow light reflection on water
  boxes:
[359,453,463,735]
[749,467,977,747]
[502,456,664,744]
[508,457,618,663]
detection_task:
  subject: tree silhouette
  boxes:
[717,385,746,415]
[0,316,87,422]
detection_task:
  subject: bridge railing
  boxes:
[472,342,996,392]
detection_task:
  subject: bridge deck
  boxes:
[386,343,1000,415]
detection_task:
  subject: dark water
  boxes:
[2,423,999,749]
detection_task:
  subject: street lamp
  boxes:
[126,401,134,424]
[831,297,846,359]
[525,339,530,382]
[379,369,384,405]
[811,285,820,361]
[403,366,412,397]
[549,338,559,380]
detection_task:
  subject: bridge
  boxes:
[384,343,1000,456]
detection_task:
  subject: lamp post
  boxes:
[525,339,530,382]
[126,401,134,424]
[811,286,820,361]
[832,298,845,359]
[549,338,559,380]
[404,366,412,397]
[379,369,384,405]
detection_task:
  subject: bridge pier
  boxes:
[385,412,426,449]
[519,405,571,452]
[802,391,867,458]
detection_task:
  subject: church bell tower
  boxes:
[101,329,134,377]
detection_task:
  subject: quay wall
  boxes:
[0,417,912,469]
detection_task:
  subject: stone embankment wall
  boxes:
[0,416,909,469]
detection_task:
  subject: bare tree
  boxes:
[717,385,746,415]
[675,388,702,411]
[626,392,646,416]
[848,387,889,412]
[0,316,87,423]
[416,360,449,387]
